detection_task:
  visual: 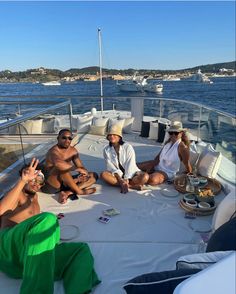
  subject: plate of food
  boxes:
[196,188,215,203]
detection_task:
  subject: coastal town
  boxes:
[0,61,235,84]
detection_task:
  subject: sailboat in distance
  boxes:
[98,28,104,113]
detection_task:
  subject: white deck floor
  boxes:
[0,133,226,294]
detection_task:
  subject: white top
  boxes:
[157,139,181,179]
[103,142,140,179]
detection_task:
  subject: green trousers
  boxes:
[0,212,100,294]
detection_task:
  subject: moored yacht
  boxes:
[142,81,163,93]
[42,81,61,86]
[182,69,213,84]
[116,72,145,92]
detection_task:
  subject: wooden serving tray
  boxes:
[179,199,216,216]
[174,174,222,195]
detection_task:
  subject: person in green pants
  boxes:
[0,158,100,294]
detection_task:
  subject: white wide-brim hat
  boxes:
[107,124,123,138]
[167,121,186,132]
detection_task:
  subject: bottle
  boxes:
[186,178,194,193]
[192,165,198,177]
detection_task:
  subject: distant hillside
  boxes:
[64,61,236,75]
[182,61,235,73]
[0,61,235,82]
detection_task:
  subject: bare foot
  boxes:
[58,191,72,204]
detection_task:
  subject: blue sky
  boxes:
[0,1,235,71]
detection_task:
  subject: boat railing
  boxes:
[0,99,73,178]
[0,96,235,180]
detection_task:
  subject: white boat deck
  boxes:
[0,133,227,294]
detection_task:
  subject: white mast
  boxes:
[98,28,103,113]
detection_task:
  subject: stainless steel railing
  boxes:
[0,96,235,176]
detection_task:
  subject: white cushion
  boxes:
[42,117,56,133]
[89,125,106,136]
[122,117,134,134]
[217,155,236,185]
[18,120,43,134]
[31,119,43,134]
[196,141,208,153]
[20,120,34,134]
[73,114,93,133]
[108,118,125,130]
[92,117,109,127]
[212,190,236,231]
[197,144,222,178]
[176,251,233,270]
[148,122,159,140]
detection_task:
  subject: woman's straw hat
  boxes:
[107,124,123,138]
[167,121,186,132]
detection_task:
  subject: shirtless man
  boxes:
[43,129,97,203]
[0,158,100,293]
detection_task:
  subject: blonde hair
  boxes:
[181,131,190,147]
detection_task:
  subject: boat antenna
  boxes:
[98,28,103,113]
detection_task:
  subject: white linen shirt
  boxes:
[103,143,140,180]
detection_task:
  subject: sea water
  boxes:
[0,77,235,119]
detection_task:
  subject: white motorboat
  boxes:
[142,81,163,93]
[116,79,143,92]
[182,69,213,84]
[116,72,146,92]
[42,81,61,86]
[163,75,181,81]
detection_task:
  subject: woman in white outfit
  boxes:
[100,125,149,194]
[138,121,192,185]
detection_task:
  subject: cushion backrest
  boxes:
[73,114,93,133]
[31,119,43,134]
[197,144,222,178]
[148,122,159,140]
[42,117,56,133]
[211,190,236,232]
[89,125,106,136]
[124,269,201,294]
[92,117,109,127]
[108,118,125,130]
[176,251,233,270]
[122,117,135,134]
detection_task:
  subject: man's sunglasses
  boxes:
[61,136,73,141]
[30,178,45,186]
[168,131,180,136]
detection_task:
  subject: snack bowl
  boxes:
[183,194,196,202]
[197,188,214,203]
[198,177,208,185]
[185,200,198,208]
[196,194,214,203]
[198,201,211,209]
